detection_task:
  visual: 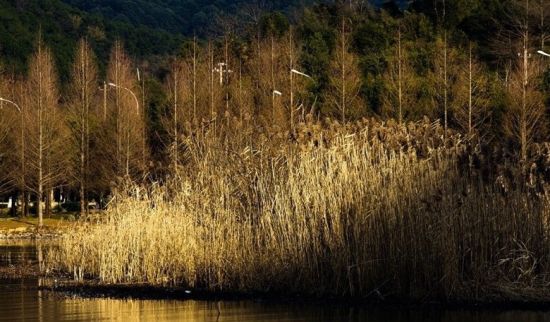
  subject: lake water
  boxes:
[2,242,550,321]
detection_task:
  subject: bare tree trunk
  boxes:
[80,43,87,217]
[37,43,44,227]
[540,0,546,49]
[115,43,122,176]
[224,36,230,125]
[125,129,130,177]
[193,36,197,124]
[140,72,147,171]
[341,19,346,123]
[521,33,529,162]
[45,187,52,218]
[238,60,243,123]
[103,81,107,121]
[441,0,448,140]
[520,0,530,162]
[173,65,178,174]
[398,25,403,125]
[23,192,29,217]
[444,30,448,139]
[20,106,26,218]
[271,35,275,121]
[468,43,473,136]
[209,42,214,119]
[289,29,294,133]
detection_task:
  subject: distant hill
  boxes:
[0,0,322,77]
[0,0,409,78]
[0,0,184,78]
[62,0,317,35]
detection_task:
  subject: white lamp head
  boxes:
[291,69,312,79]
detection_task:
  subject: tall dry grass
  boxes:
[48,118,550,302]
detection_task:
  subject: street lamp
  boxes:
[108,82,139,114]
[291,69,312,79]
[290,69,313,132]
[213,62,233,85]
[271,90,282,121]
[108,82,140,177]
[537,50,550,57]
[0,97,21,112]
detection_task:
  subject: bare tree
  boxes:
[289,28,296,132]
[499,0,549,162]
[101,41,147,183]
[433,0,450,137]
[25,37,65,227]
[248,35,288,128]
[452,43,492,137]
[66,39,97,217]
[226,50,254,129]
[504,54,546,162]
[535,0,550,49]
[383,24,415,124]
[192,36,198,125]
[286,27,307,132]
[208,42,216,119]
[441,0,449,137]
[165,58,191,174]
[11,79,29,217]
[326,18,363,123]
[506,4,548,161]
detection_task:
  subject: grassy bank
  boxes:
[0,217,72,239]
[46,119,550,303]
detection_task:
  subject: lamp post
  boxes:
[0,97,21,112]
[290,69,312,132]
[272,90,282,121]
[214,62,233,122]
[213,62,233,85]
[98,82,108,121]
[108,83,140,177]
[108,83,139,114]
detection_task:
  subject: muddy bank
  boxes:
[0,263,41,279]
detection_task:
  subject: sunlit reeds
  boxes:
[48,118,550,301]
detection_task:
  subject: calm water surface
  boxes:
[2,242,550,321]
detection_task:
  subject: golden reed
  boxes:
[48,118,550,302]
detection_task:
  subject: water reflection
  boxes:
[4,284,550,322]
[3,242,550,321]
[0,241,36,267]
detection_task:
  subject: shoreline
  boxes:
[4,236,550,310]
[0,230,63,240]
[36,279,550,311]
[2,263,550,310]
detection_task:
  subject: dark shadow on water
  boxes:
[3,241,550,321]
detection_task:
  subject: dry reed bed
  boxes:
[48,120,550,302]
